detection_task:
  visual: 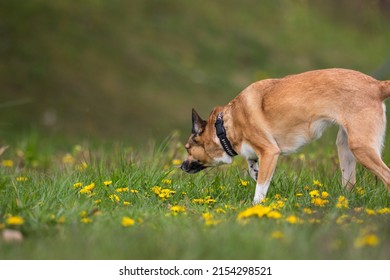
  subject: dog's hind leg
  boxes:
[336,126,356,190]
[346,105,390,190]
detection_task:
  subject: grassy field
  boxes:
[0,132,389,260]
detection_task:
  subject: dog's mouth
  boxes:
[180,160,208,174]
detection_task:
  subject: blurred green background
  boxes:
[1,0,390,145]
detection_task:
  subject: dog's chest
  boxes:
[240,142,258,159]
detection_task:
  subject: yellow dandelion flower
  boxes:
[313,180,323,187]
[309,218,321,224]
[354,234,379,248]
[16,176,28,182]
[73,182,83,188]
[202,213,221,226]
[285,215,303,224]
[79,183,95,194]
[76,161,88,171]
[172,159,182,165]
[162,179,172,185]
[240,179,249,187]
[215,208,226,214]
[355,187,365,196]
[365,208,376,216]
[109,194,120,202]
[6,215,24,225]
[309,190,320,198]
[103,180,112,186]
[94,199,102,205]
[1,159,14,167]
[321,191,329,199]
[123,201,131,206]
[116,187,129,193]
[151,186,162,194]
[267,210,282,219]
[130,189,139,193]
[237,205,272,219]
[304,185,310,191]
[80,217,92,224]
[311,197,329,207]
[170,205,186,213]
[303,208,313,214]
[121,217,135,227]
[377,208,390,215]
[271,230,284,239]
[336,196,349,209]
[204,196,216,204]
[336,214,349,225]
[62,153,74,164]
[192,198,205,204]
[296,193,303,197]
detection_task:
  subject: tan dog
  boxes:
[181,68,390,204]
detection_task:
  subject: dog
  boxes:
[181,68,390,204]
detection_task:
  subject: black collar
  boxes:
[214,112,238,157]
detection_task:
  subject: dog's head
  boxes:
[181,108,232,174]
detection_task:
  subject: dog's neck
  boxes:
[214,109,238,157]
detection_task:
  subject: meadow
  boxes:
[0,131,389,260]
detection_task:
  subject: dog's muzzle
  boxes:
[180,160,207,174]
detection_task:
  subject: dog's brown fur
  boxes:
[181,68,390,204]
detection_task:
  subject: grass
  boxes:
[0,132,389,259]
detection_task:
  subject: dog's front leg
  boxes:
[247,159,258,181]
[253,150,279,205]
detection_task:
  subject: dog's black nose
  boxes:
[180,160,207,174]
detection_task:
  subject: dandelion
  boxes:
[162,179,172,185]
[336,196,349,209]
[240,179,250,187]
[130,189,139,193]
[215,208,226,214]
[271,230,284,239]
[104,180,112,186]
[365,208,376,216]
[309,190,320,198]
[109,194,120,202]
[123,201,131,206]
[311,197,329,207]
[172,159,182,165]
[62,153,74,164]
[16,176,28,182]
[313,180,323,187]
[73,182,83,188]
[121,217,135,227]
[303,208,313,214]
[76,161,88,171]
[336,214,349,225]
[285,215,303,224]
[296,193,304,197]
[94,199,102,205]
[267,210,282,219]
[80,217,92,224]
[202,213,221,226]
[170,205,186,214]
[79,183,95,194]
[116,187,129,193]
[355,187,365,196]
[6,215,24,226]
[321,191,329,199]
[1,160,14,167]
[354,234,379,248]
[377,208,390,215]
[237,205,271,219]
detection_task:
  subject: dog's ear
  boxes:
[192,108,207,135]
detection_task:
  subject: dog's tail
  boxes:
[380,80,390,100]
